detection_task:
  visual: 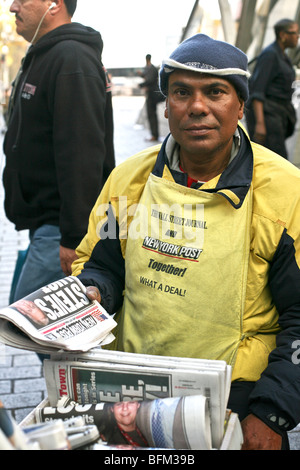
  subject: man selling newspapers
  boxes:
[72,34,300,450]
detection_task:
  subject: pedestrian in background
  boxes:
[246,18,299,158]
[139,54,162,142]
[3,0,115,301]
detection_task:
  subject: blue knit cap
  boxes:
[159,34,250,101]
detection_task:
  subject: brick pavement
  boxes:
[0,95,299,448]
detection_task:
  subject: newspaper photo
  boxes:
[44,352,232,448]
[0,276,117,354]
[35,395,213,450]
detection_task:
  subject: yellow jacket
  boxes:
[73,126,300,429]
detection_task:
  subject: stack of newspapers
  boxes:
[41,349,243,450]
[0,275,243,450]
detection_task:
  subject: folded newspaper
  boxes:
[35,395,213,450]
[0,276,117,354]
[44,349,235,449]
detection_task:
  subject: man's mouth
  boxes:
[185,125,213,135]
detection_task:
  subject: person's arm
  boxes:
[76,232,125,314]
[251,99,267,144]
[139,66,158,89]
[249,47,277,144]
[60,246,78,276]
[246,228,300,448]
[72,192,126,314]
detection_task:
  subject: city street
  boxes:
[0,94,299,449]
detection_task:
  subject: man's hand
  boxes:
[59,246,78,276]
[241,414,282,450]
[253,122,267,145]
[86,286,102,304]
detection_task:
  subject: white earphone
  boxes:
[30,2,57,43]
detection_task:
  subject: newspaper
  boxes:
[44,350,232,448]
[0,276,117,354]
[35,396,213,450]
[0,398,100,450]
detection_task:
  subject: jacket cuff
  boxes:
[78,276,123,315]
[249,401,292,435]
[60,235,82,250]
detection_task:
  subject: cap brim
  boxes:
[162,58,251,78]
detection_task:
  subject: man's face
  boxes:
[12,300,49,325]
[282,24,300,49]
[165,70,244,163]
[10,0,49,42]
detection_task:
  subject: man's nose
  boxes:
[10,1,19,13]
[188,93,210,116]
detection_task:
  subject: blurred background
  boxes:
[1,0,300,162]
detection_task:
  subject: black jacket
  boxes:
[3,22,115,249]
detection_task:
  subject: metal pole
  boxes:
[218,0,236,44]
[181,0,201,42]
[235,0,258,52]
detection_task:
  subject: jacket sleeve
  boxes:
[76,209,125,314]
[248,228,300,433]
[72,175,126,315]
[249,48,277,102]
[51,49,110,250]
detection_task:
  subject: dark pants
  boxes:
[228,381,289,450]
[246,100,296,160]
[146,91,159,139]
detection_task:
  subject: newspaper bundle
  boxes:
[35,395,213,450]
[0,276,117,354]
[34,397,243,450]
[44,349,235,449]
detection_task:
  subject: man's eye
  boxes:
[174,89,189,96]
[210,88,225,96]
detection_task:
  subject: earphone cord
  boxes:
[30,6,51,44]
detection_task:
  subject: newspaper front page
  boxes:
[0,276,116,353]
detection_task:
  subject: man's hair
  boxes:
[64,0,77,16]
[274,18,297,39]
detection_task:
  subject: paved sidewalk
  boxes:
[0,95,299,449]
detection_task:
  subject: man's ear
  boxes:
[48,0,63,14]
[164,99,169,119]
[238,99,244,120]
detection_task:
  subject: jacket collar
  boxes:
[152,125,253,209]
